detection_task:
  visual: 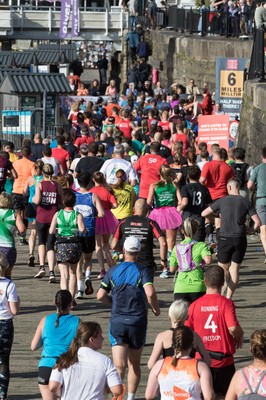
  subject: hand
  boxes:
[235,335,243,349]
[152,307,160,316]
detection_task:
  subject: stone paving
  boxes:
[8,235,266,400]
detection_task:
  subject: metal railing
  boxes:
[248,28,265,81]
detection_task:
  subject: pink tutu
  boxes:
[149,206,182,230]
[95,209,119,235]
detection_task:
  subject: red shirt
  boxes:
[173,133,189,155]
[118,119,132,138]
[201,160,234,200]
[158,120,170,131]
[89,186,117,210]
[74,136,94,149]
[134,154,167,199]
[186,293,240,368]
[51,148,70,174]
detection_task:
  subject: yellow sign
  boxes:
[220,70,244,98]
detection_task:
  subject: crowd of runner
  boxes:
[0,82,266,400]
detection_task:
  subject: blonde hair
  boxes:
[250,330,266,361]
[0,192,13,209]
[168,300,188,325]
[183,218,199,239]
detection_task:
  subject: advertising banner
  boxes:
[215,57,248,118]
[60,0,71,39]
[72,0,79,37]
[198,114,230,152]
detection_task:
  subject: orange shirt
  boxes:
[12,157,35,194]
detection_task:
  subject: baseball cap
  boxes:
[124,236,141,252]
[131,155,138,163]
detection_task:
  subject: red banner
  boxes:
[198,114,230,152]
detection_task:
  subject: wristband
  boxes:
[160,258,167,262]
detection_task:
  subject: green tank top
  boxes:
[154,182,177,208]
[0,209,16,247]
[57,210,79,237]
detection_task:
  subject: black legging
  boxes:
[0,319,14,399]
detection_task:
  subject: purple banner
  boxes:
[72,0,79,37]
[60,0,71,39]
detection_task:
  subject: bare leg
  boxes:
[226,261,240,299]
[69,263,77,302]
[165,229,177,253]
[127,347,143,396]
[38,244,46,266]
[102,234,114,267]
[58,263,68,290]
[111,344,128,381]
[47,250,55,273]
[28,222,37,256]
[260,225,266,255]
[218,262,230,296]
[95,234,105,272]
[39,384,56,400]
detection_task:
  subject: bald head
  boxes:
[134,199,148,216]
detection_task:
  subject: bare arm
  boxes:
[31,317,45,351]
[9,298,20,315]
[77,213,86,234]
[49,381,62,397]
[176,187,182,205]
[110,384,123,397]
[49,212,58,235]
[251,214,261,231]
[147,184,156,206]
[145,360,162,400]
[10,167,18,180]
[247,179,254,190]
[193,332,211,366]
[198,361,215,400]
[144,284,160,316]
[111,237,123,253]
[201,206,214,218]
[178,197,188,212]
[147,333,165,370]
[199,176,206,185]
[33,182,42,205]
[16,213,26,235]
[93,194,105,218]
[97,288,112,306]
[203,255,212,265]
[228,325,244,349]
[225,370,240,400]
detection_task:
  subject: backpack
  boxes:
[231,162,249,189]
[239,369,266,399]
[176,241,204,272]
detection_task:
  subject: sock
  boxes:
[127,394,135,400]
[85,270,91,279]
[77,280,84,292]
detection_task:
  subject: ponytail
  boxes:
[54,290,72,328]
[171,326,194,367]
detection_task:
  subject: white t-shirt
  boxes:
[41,157,59,176]
[50,347,122,400]
[100,158,137,185]
[0,278,18,320]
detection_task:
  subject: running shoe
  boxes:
[20,237,28,245]
[28,254,35,267]
[75,290,84,299]
[84,278,94,295]
[97,270,106,279]
[159,269,169,278]
[48,271,56,283]
[34,266,46,279]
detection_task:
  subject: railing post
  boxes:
[48,7,51,32]
[105,8,108,35]
[188,7,193,34]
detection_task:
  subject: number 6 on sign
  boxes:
[204,314,218,333]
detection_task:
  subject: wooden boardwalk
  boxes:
[8,235,266,400]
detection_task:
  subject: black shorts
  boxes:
[80,236,95,254]
[211,364,235,395]
[109,322,147,349]
[36,222,56,251]
[218,236,247,264]
[38,366,52,385]
[27,202,37,219]
[12,193,28,211]
[174,292,205,304]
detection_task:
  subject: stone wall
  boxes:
[149,31,252,93]
[238,80,266,165]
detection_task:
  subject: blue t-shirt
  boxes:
[101,262,153,326]
[74,191,96,237]
[39,313,79,368]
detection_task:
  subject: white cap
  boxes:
[131,155,138,164]
[124,236,141,252]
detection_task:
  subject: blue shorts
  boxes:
[109,322,147,349]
